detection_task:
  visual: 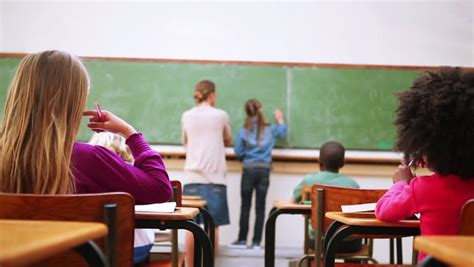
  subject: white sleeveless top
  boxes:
[181,105,232,185]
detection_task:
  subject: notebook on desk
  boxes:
[135,202,177,213]
[341,203,377,213]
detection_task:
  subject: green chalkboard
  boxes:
[0,56,421,150]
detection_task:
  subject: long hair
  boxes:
[194,80,215,103]
[244,99,267,141]
[0,50,89,194]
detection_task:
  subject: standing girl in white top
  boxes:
[181,80,232,266]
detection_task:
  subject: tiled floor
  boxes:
[151,243,303,267]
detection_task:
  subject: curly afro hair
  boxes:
[395,67,474,179]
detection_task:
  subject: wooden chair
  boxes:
[459,199,474,235]
[0,192,135,267]
[147,180,185,267]
[298,184,386,267]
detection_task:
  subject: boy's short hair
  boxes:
[320,141,345,171]
[395,67,474,179]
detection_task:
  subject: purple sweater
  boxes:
[72,133,172,204]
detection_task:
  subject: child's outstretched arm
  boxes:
[376,164,418,221]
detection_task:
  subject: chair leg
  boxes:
[296,254,313,267]
[418,255,448,267]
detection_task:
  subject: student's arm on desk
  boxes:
[375,180,418,222]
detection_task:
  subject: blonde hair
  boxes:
[194,80,215,103]
[89,132,133,163]
[0,51,89,194]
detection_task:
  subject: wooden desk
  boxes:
[182,195,202,201]
[0,219,108,267]
[182,199,207,208]
[135,207,213,267]
[264,200,311,267]
[181,199,215,250]
[323,212,420,267]
[414,236,474,267]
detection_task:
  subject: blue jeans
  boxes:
[183,183,230,226]
[238,167,270,244]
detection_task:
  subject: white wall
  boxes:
[1,1,473,66]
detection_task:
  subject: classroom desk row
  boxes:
[2,200,215,267]
[265,202,474,267]
[264,201,421,267]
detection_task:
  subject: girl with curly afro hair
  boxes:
[375,67,474,261]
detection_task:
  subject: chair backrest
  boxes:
[171,180,182,207]
[0,192,135,267]
[309,184,386,267]
[459,199,474,235]
[301,186,312,202]
[310,184,387,232]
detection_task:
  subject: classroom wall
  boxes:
[0,1,468,264]
[1,1,473,67]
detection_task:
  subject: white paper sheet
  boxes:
[341,203,377,213]
[135,202,177,213]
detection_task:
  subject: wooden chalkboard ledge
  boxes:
[150,145,402,164]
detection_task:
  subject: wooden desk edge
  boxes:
[0,220,108,267]
[273,200,311,210]
[135,207,200,221]
[414,236,474,267]
[325,212,420,227]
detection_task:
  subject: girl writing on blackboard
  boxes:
[0,50,172,264]
[375,68,474,261]
[231,99,287,249]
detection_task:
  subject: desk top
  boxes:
[414,236,474,267]
[0,219,107,267]
[182,199,208,208]
[135,207,199,221]
[273,200,311,210]
[325,212,420,228]
[182,195,202,201]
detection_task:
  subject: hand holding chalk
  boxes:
[274,108,284,124]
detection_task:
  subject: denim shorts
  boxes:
[183,183,230,226]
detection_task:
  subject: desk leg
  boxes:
[171,220,213,267]
[323,225,352,267]
[264,208,281,267]
[194,234,202,267]
[200,206,215,250]
[135,219,213,267]
[73,241,108,267]
[396,237,403,264]
[389,238,394,264]
[322,220,343,256]
[418,255,448,267]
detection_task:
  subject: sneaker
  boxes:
[229,240,247,249]
[251,242,262,250]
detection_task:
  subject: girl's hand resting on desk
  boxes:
[392,164,414,184]
[83,110,137,139]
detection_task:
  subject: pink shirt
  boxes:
[376,173,474,259]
